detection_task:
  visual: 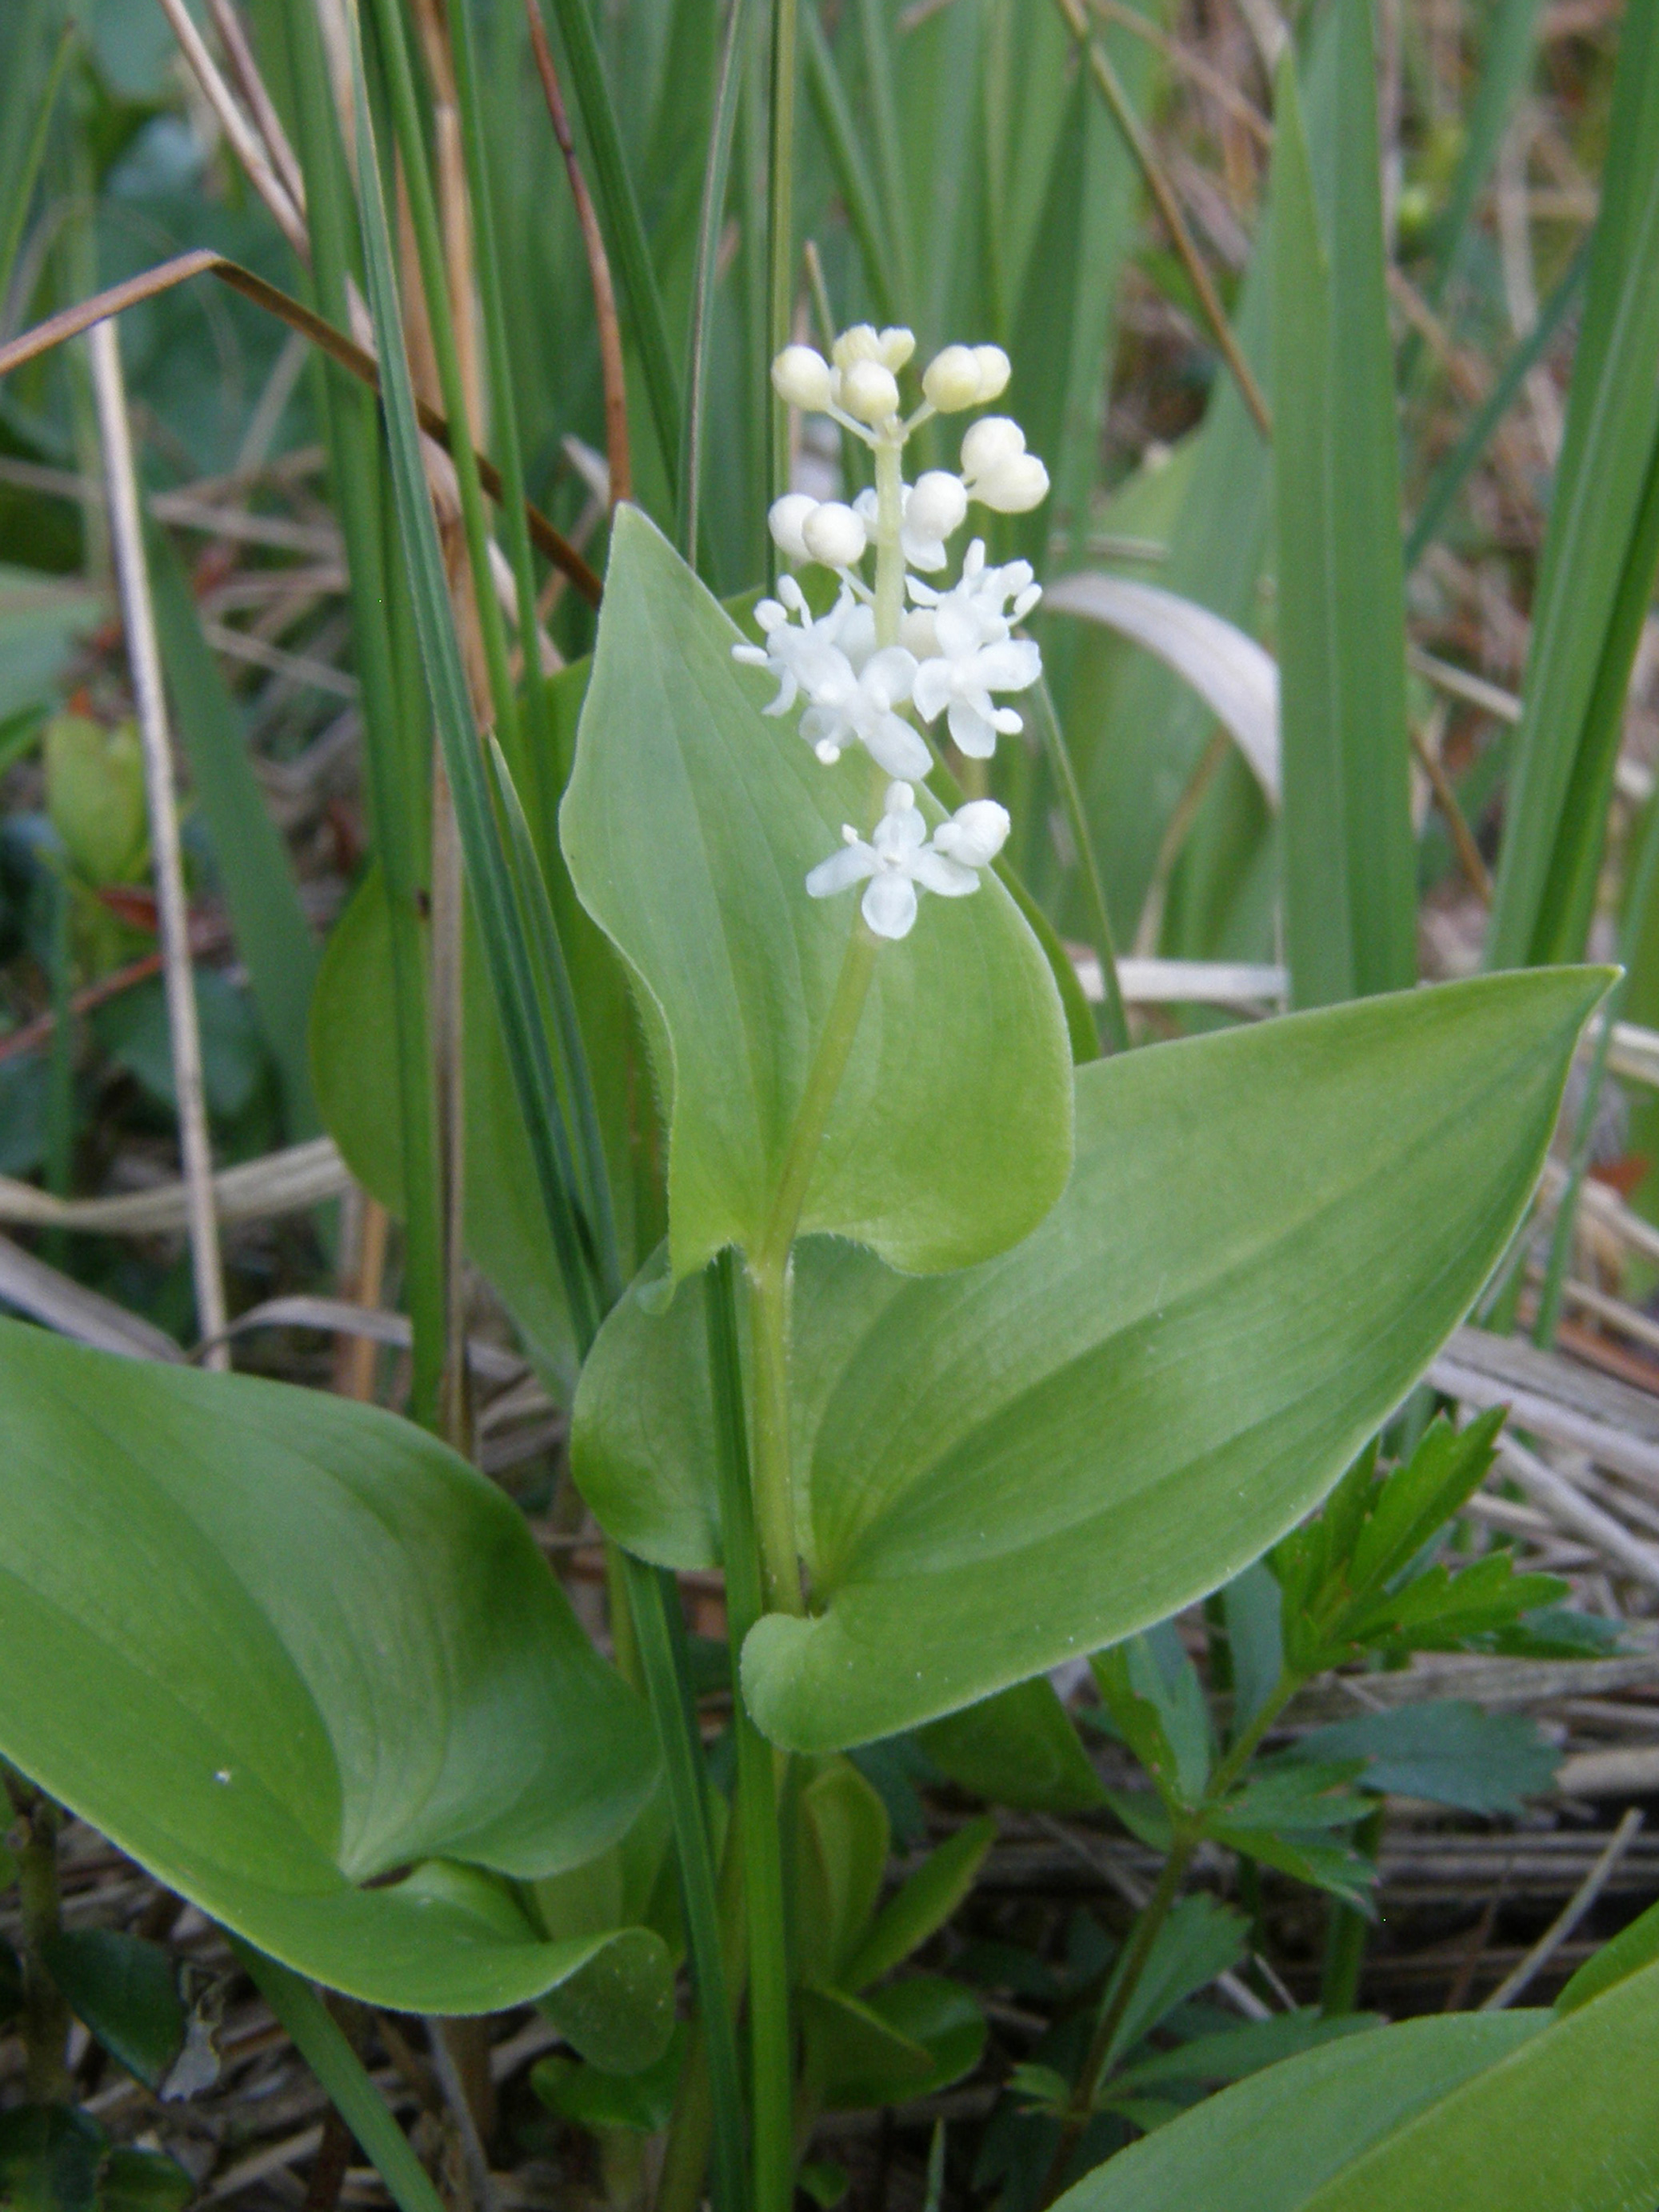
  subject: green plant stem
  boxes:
[746,1257,804,1618]
[658,1822,749,2212]
[1320,1803,1384,2015]
[14,1790,69,2102]
[1039,1668,1302,2203]
[708,1250,795,2212]
[1029,675,1128,1054]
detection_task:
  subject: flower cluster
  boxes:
[730,322,1046,942]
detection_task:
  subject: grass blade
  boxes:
[535,0,683,499]
[1270,2,1416,1008]
[1485,0,1659,969]
[350,25,602,1357]
[231,1944,449,2212]
[0,14,74,309]
[147,537,321,1139]
[278,0,446,1427]
[680,0,751,558]
[802,10,901,327]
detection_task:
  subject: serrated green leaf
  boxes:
[1291,1702,1559,1814]
[1105,1894,1248,2069]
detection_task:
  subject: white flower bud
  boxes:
[898,606,939,659]
[905,470,969,543]
[801,499,868,567]
[973,453,1050,514]
[841,358,901,425]
[960,414,1027,481]
[771,345,833,411]
[877,326,916,370]
[768,493,818,562]
[933,798,1011,870]
[972,345,1011,400]
[832,324,882,370]
[922,345,983,412]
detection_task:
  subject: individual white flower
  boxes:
[731,574,849,718]
[909,538,1042,640]
[921,342,1010,413]
[798,638,928,778]
[768,492,819,562]
[960,415,1049,513]
[909,550,1043,757]
[806,781,981,939]
[933,797,1011,869]
[839,358,901,426]
[802,500,868,568]
[832,324,914,374]
[772,345,833,411]
[853,470,968,574]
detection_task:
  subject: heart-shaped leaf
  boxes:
[574,969,1606,1748]
[0,1321,661,2019]
[558,504,1073,1281]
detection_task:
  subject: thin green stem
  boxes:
[658,1824,749,2212]
[1029,674,1128,1054]
[1038,1665,1302,2205]
[708,1250,795,2212]
[1320,1804,1384,2015]
[746,1257,804,1617]
[14,1790,70,2102]
[681,0,751,564]
[756,922,881,1272]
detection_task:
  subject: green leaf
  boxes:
[1051,2014,1548,2211]
[1270,7,1417,1008]
[1290,1702,1560,1814]
[797,1758,892,1990]
[916,1678,1107,1814]
[531,2027,686,2137]
[40,1931,182,2090]
[1486,0,1659,968]
[1557,1897,1659,2014]
[1209,1760,1372,1834]
[1205,1825,1377,1910]
[0,2108,102,2212]
[1221,1565,1284,1738]
[1092,1630,1212,1812]
[1346,1411,1505,1598]
[843,1816,997,1994]
[802,1977,985,2112]
[0,1320,659,2015]
[1107,2010,1381,2095]
[558,506,1074,1281]
[574,969,1609,1748]
[862,1976,985,2097]
[98,2152,191,2212]
[1105,1894,1248,2069]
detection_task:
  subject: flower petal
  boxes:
[911,659,953,725]
[856,712,930,779]
[861,871,917,938]
[975,638,1043,692]
[947,694,998,758]
[934,597,983,661]
[862,646,919,708]
[806,842,877,898]
[912,849,981,898]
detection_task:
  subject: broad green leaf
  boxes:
[1270,8,1416,1009]
[1052,2013,1548,2212]
[802,1977,985,2112]
[1291,1702,1560,1814]
[0,1320,660,2016]
[558,505,1073,1281]
[1301,1954,1659,2211]
[1558,1894,1659,2013]
[530,2027,686,2137]
[1486,0,1659,967]
[843,1816,997,1994]
[1107,2010,1381,2096]
[575,968,1608,1747]
[41,1932,182,2090]
[917,1678,1108,1814]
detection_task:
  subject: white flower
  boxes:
[933,798,1010,868]
[772,346,833,411]
[768,493,818,562]
[806,781,981,940]
[921,343,1010,412]
[733,582,929,777]
[799,636,928,778]
[960,416,1049,513]
[731,574,849,718]
[833,324,914,373]
[802,500,867,567]
[853,470,967,574]
[908,542,1043,756]
[839,358,901,426]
